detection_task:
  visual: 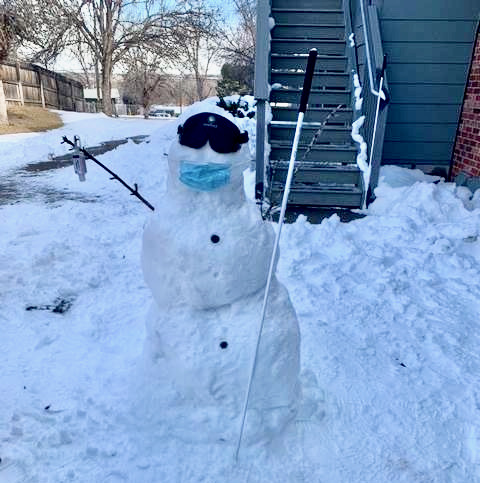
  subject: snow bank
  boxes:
[1,111,480,482]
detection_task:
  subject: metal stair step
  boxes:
[272,24,345,40]
[270,184,363,208]
[270,87,350,106]
[272,106,353,123]
[270,121,352,145]
[270,142,357,163]
[271,71,350,90]
[271,54,347,72]
[272,0,342,8]
[271,38,345,55]
[271,8,344,25]
[270,161,362,185]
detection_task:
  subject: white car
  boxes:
[149,110,172,118]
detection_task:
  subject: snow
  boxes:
[349,32,355,47]
[351,115,370,197]
[0,111,172,173]
[380,165,442,187]
[141,103,301,448]
[353,72,363,111]
[351,74,369,202]
[1,108,480,482]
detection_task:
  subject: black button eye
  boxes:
[219,341,228,349]
[211,234,220,244]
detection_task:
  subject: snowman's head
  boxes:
[168,106,250,196]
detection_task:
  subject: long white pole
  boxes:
[234,49,318,462]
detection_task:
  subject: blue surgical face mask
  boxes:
[179,161,231,192]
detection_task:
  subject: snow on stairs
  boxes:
[268,0,363,210]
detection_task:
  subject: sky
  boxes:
[51,0,238,78]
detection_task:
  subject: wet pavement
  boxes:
[0,135,149,206]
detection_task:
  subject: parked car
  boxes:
[149,109,172,118]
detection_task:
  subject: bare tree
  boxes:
[170,0,221,101]
[222,0,255,66]
[12,0,174,116]
[10,0,72,68]
[121,47,167,117]
[218,0,255,94]
[60,1,173,116]
[0,12,14,61]
[161,74,186,111]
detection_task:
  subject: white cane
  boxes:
[235,48,318,462]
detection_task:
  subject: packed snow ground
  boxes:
[1,111,480,482]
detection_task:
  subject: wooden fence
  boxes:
[0,62,85,112]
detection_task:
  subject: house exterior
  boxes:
[83,88,121,102]
[451,27,480,178]
[372,0,478,177]
[255,0,480,212]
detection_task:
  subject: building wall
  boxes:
[452,26,480,178]
[373,0,479,176]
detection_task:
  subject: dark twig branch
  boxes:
[62,136,155,211]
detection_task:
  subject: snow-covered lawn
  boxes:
[1,111,480,482]
[0,111,174,173]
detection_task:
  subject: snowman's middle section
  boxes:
[142,200,275,310]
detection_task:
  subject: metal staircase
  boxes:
[254,0,388,214]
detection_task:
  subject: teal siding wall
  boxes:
[376,0,479,174]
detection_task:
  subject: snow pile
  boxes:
[351,115,370,193]
[1,110,480,482]
[353,73,363,111]
[379,165,442,187]
[349,32,355,47]
[277,175,480,481]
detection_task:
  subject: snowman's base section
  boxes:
[134,397,298,447]
[137,279,301,446]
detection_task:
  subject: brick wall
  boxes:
[451,27,480,178]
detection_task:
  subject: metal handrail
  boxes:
[348,0,389,207]
[359,0,384,99]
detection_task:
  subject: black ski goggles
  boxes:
[177,112,249,154]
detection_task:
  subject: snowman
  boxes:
[140,101,301,445]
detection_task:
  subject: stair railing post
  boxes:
[254,0,271,204]
[358,0,389,204]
